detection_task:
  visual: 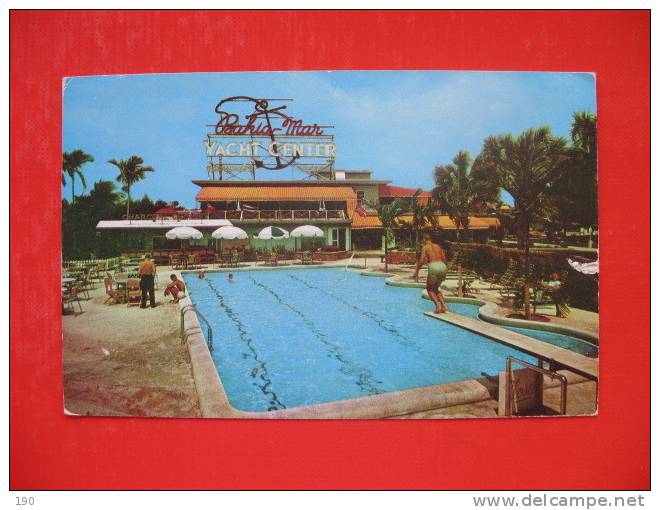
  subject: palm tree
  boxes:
[474,127,566,319]
[62,150,94,203]
[433,150,499,296]
[554,111,598,246]
[404,189,437,260]
[108,156,155,224]
[371,199,405,273]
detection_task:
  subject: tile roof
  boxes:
[196,186,358,203]
[351,214,500,230]
[378,185,433,198]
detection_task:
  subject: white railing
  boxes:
[211,209,346,221]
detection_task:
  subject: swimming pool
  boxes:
[446,303,598,358]
[184,268,540,412]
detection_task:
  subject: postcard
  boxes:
[61,70,598,419]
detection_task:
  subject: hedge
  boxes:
[448,242,599,312]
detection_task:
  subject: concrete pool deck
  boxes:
[62,261,598,419]
[62,273,201,417]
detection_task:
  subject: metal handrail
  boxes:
[181,304,213,352]
[506,356,568,416]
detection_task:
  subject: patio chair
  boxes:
[91,260,105,282]
[455,271,480,295]
[488,258,518,290]
[103,276,122,305]
[76,268,95,299]
[63,285,83,315]
[170,255,185,270]
[532,270,570,317]
[301,251,313,265]
[266,253,278,266]
[230,250,241,268]
[256,252,266,265]
[126,279,142,307]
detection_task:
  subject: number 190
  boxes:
[16,497,34,506]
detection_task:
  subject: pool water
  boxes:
[184,268,538,412]
[446,303,599,358]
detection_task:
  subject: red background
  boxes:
[10,11,650,489]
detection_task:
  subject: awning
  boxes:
[351,214,500,230]
[351,215,383,229]
[468,217,500,229]
[96,219,232,230]
[196,186,357,203]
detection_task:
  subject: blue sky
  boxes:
[63,71,596,208]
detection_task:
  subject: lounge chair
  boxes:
[532,270,570,317]
[483,258,518,290]
[230,251,241,268]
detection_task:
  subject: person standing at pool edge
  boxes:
[413,234,448,314]
[138,254,156,308]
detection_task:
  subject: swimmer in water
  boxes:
[228,273,234,283]
[198,270,205,279]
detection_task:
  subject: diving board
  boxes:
[424,311,599,381]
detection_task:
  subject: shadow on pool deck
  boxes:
[63,273,201,418]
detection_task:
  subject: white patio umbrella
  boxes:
[165,226,203,239]
[290,225,324,238]
[211,226,248,240]
[291,225,324,252]
[212,225,248,252]
[166,226,203,258]
[255,226,289,240]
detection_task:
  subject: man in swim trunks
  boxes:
[413,233,448,314]
[164,274,186,304]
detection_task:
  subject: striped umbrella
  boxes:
[255,226,289,240]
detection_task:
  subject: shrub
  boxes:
[451,242,599,312]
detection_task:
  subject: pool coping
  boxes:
[177,266,597,418]
[385,273,599,344]
[418,292,599,345]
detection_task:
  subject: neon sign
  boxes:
[207,96,335,175]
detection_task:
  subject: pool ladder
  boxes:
[180,304,214,353]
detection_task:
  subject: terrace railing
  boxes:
[209,209,346,222]
[147,209,347,222]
